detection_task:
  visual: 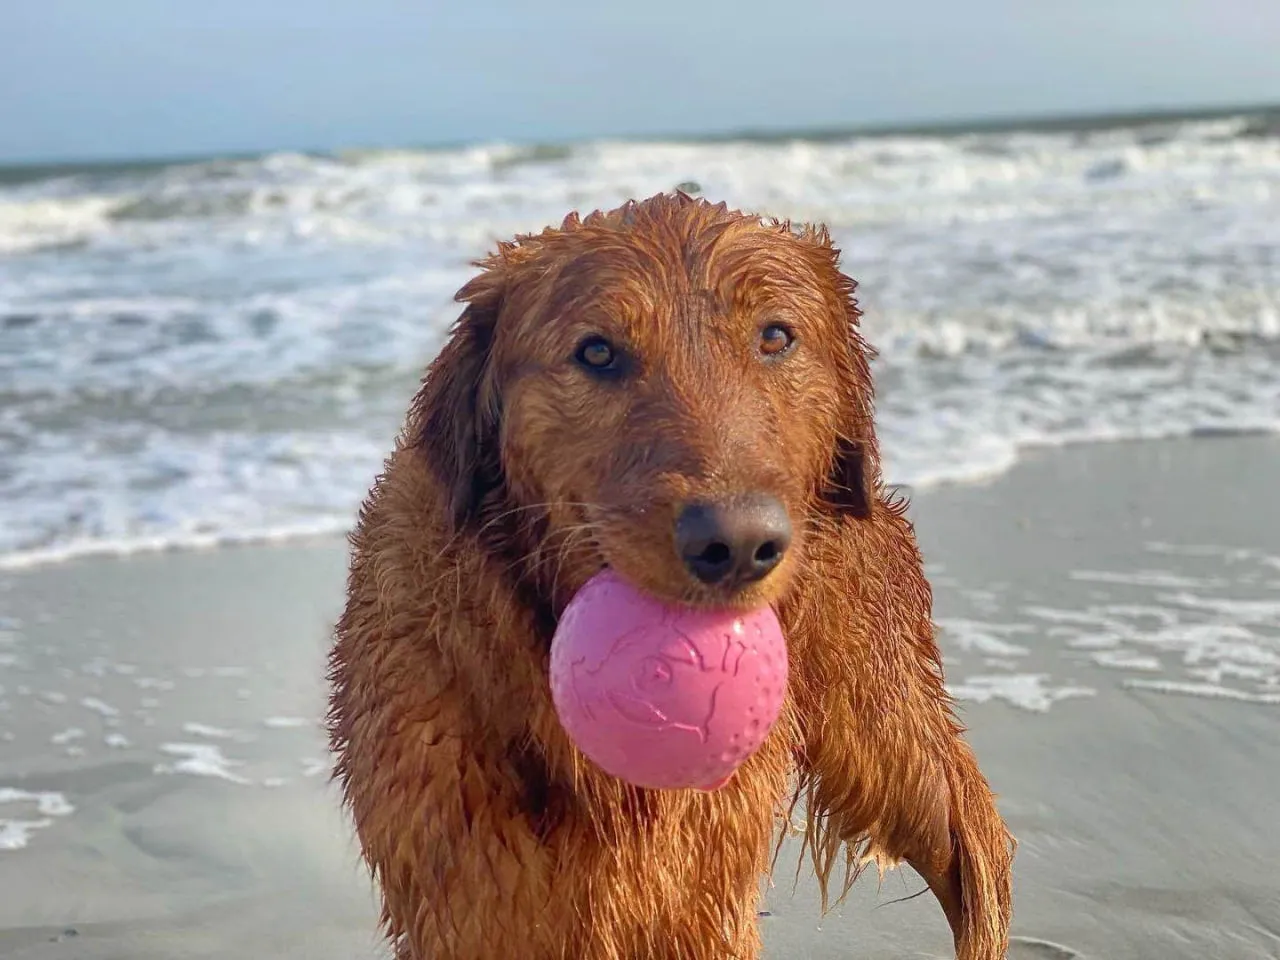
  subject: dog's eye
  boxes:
[574,336,618,372]
[759,324,795,358]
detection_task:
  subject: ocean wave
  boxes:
[0,519,353,573]
[3,280,1276,409]
[1,107,1278,567]
[1,385,1276,572]
[2,112,1276,248]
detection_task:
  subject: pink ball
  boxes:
[549,569,788,791]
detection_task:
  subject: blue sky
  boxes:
[2,0,1279,163]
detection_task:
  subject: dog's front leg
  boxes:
[794,653,1014,960]
[787,518,1015,960]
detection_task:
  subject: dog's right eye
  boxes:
[574,336,619,373]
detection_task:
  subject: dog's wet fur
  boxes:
[328,193,1014,960]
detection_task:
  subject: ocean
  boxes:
[1,107,1278,569]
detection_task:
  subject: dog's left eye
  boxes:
[758,324,795,358]
[574,336,619,372]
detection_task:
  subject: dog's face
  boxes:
[417,196,879,611]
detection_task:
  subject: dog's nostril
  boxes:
[753,541,779,566]
[683,538,734,584]
[699,542,732,567]
[675,495,792,588]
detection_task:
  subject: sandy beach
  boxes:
[2,434,1278,959]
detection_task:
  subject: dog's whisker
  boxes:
[478,500,608,536]
[548,526,593,603]
[488,523,600,589]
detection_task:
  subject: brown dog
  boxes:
[327,193,1014,960]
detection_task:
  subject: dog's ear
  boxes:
[828,318,879,518]
[831,434,876,518]
[413,267,505,533]
[801,225,881,518]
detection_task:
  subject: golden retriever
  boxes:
[327,192,1014,960]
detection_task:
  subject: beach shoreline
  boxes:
[2,433,1278,959]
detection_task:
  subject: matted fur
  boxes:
[327,193,1015,959]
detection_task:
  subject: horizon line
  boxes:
[2,97,1277,174]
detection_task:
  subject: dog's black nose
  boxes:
[675,495,793,588]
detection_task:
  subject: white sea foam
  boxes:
[0,787,75,852]
[181,722,232,738]
[1122,679,1280,705]
[1021,547,1280,703]
[948,674,1097,712]
[154,743,250,784]
[0,502,358,572]
[1,112,1278,567]
[133,677,175,691]
[262,716,311,729]
[181,722,252,742]
[1090,650,1162,672]
[300,758,329,778]
[936,619,1032,658]
[1068,569,1229,590]
[80,696,119,718]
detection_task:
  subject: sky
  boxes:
[2,0,1279,164]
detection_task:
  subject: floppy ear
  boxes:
[413,269,505,533]
[831,434,876,518]
[808,228,881,518]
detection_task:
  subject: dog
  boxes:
[327,192,1014,960]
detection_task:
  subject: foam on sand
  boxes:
[154,743,251,785]
[1020,548,1280,704]
[947,674,1097,713]
[0,788,74,852]
[262,716,312,729]
[936,618,1032,658]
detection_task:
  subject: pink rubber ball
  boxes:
[549,569,788,791]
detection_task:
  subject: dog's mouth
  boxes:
[579,502,797,614]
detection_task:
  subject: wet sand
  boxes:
[2,435,1278,959]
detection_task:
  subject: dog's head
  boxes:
[413,193,880,611]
